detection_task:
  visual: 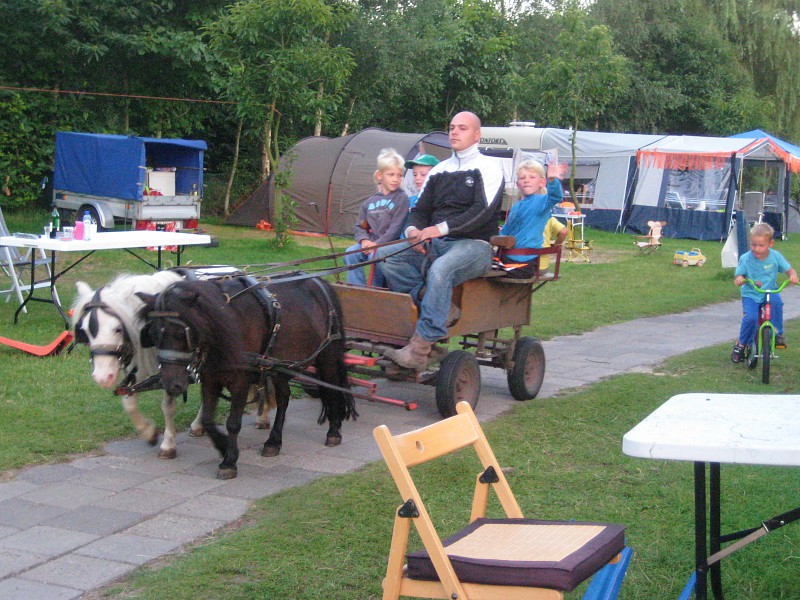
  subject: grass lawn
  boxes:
[2,210,800,598]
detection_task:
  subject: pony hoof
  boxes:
[158,448,177,460]
[216,468,238,480]
[325,436,342,448]
[261,445,281,457]
[146,430,160,446]
[255,421,271,430]
[188,427,205,438]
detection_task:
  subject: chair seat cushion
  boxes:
[406,518,625,592]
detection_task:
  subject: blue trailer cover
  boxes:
[54,132,206,201]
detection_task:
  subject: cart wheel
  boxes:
[507,336,545,401]
[682,260,689,267]
[697,259,705,267]
[435,350,480,418]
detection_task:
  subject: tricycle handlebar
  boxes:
[744,278,790,294]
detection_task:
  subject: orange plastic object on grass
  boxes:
[256,220,274,231]
[0,330,73,356]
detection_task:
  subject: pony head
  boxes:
[73,281,137,389]
[72,272,183,390]
[137,280,244,398]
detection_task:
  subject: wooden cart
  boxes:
[330,244,561,418]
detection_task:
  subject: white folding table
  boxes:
[623,392,800,599]
[0,230,212,327]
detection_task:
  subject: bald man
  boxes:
[381,111,504,369]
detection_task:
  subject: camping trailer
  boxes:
[53,132,205,230]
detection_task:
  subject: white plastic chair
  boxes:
[0,206,59,312]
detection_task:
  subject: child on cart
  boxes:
[497,158,565,278]
[731,222,798,363]
[344,148,409,287]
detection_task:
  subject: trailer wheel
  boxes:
[435,350,480,418]
[507,336,545,401]
[78,205,107,232]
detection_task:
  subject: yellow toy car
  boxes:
[673,248,706,267]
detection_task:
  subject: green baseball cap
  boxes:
[404,154,440,169]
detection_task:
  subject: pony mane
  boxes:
[164,279,246,371]
[72,271,184,330]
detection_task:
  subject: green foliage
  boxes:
[270,192,298,249]
[206,0,355,174]
[2,0,800,214]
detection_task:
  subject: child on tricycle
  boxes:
[730,223,798,363]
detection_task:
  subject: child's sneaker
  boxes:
[775,334,787,349]
[730,342,746,363]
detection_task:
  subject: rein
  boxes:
[242,237,413,276]
[222,238,427,304]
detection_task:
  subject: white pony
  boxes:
[72,271,272,459]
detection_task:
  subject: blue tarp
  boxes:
[731,129,800,158]
[53,132,206,201]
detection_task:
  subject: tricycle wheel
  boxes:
[507,336,545,401]
[435,350,480,418]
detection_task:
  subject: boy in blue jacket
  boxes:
[499,158,565,278]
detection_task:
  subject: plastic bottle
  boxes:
[51,206,60,234]
[73,218,84,240]
[82,211,93,241]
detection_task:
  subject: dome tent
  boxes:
[226,128,450,236]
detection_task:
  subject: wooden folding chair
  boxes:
[373,402,630,600]
[633,220,666,255]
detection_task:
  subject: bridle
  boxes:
[75,290,135,370]
[146,290,203,383]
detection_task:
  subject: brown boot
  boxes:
[384,333,433,369]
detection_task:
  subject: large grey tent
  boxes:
[227,128,450,235]
[479,125,800,240]
[626,136,789,239]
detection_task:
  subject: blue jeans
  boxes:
[379,238,493,341]
[738,294,784,345]
[344,243,385,287]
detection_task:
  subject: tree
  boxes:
[207,0,354,180]
[206,0,354,230]
[532,5,627,205]
[707,0,800,137]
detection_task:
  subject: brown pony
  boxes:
[137,275,357,479]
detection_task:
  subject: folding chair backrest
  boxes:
[0,205,22,261]
[374,404,522,520]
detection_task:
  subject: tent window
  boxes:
[665,167,729,212]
